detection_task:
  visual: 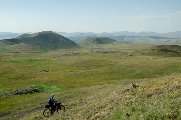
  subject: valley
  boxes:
[0,34,181,119]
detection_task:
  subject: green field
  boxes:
[0,43,181,120]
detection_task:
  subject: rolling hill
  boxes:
[79,37,118,45]
[2,31,79,51]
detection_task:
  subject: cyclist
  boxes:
[48,94,56,112]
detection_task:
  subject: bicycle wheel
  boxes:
[43,108,52,117]
[60,105,65,112]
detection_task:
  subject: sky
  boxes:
[0,0,181,33]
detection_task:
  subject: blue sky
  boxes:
[0,0,181,33]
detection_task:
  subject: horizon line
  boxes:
[1,30,181,34]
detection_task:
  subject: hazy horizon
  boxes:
[0,0,181,33]
[1,30,181,34]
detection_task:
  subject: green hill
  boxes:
[2,31,79,51]
[79,37,118,45]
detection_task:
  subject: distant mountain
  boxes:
[0,32,21,40]
[1,31,181,44]
[60,31,181,42]
[59,32,96,42]
[163,31,181,38]
[79,37,118,45]
[96,31,181,38]
[2,31,79,51]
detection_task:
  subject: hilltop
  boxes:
[2,31,79,51]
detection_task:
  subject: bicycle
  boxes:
[43,101,65,117]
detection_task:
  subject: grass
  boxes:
[0,43,181,119]
[108,74,181,120]
[31,84,61,92]
[1,50,180,90]
[19,74,181,120]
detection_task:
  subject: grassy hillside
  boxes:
[2,31,79,51]
[0,43,180,119]
[21,74,181,120]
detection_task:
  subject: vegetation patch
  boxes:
[0,88,41,97]
[0,87,7,94]
[31,84,61,92]
[0,85,61,97]
[150,45,181,56]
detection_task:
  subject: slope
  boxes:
[15,74,181,120]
